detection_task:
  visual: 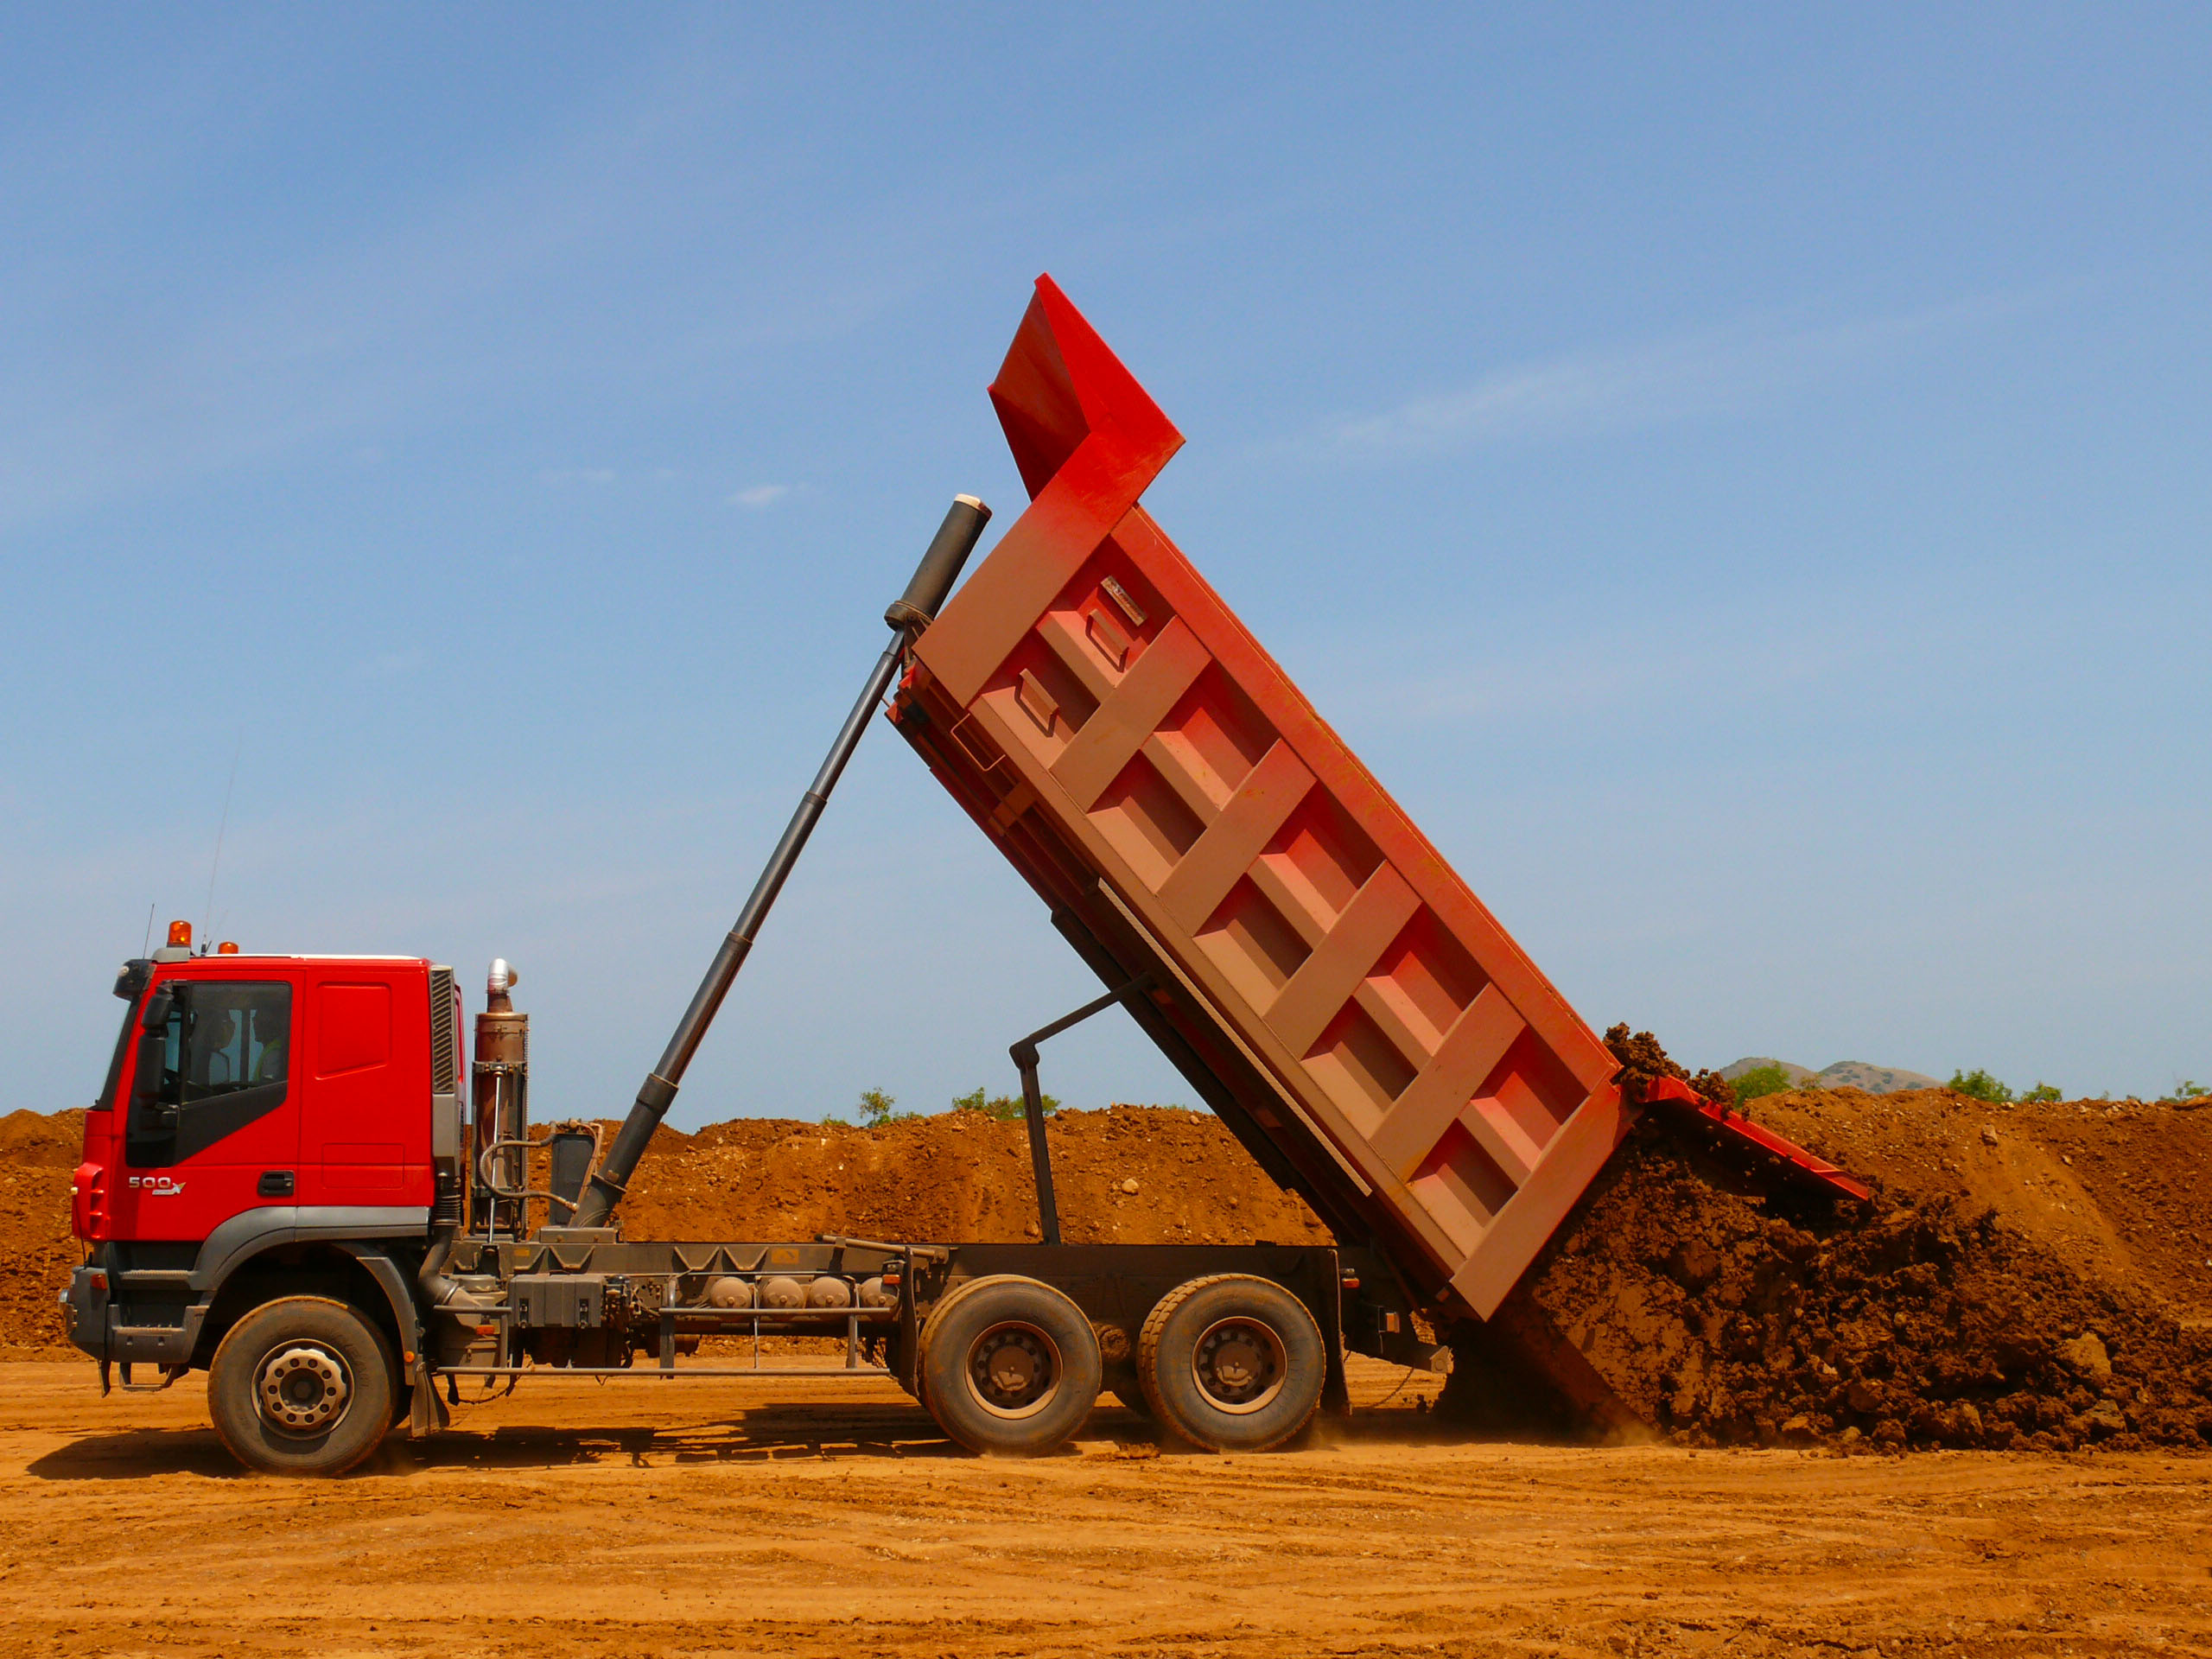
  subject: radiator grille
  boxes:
[428,965,459,1094]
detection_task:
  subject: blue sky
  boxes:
[5,6,2209,1124]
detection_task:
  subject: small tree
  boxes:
[953,1085,1058,1121]
[2020,1082,2063,1103]
[1731,1063,1796,1104]
[855,1088,903,1126]
[2160,1079,2209,1103]
[1948,1068,2015,1103]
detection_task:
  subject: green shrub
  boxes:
[1947,1068,2014,1103]
[2160,1078,2210,1103]
[953,1085,1058,1121]
[2019,1082,2063,1103]
[855,1087,910,1127]
[1731,1063,1796,1103]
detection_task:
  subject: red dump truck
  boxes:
[63,277,1854,1475]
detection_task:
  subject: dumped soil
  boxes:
[10,1084,2212,1455]
[1495,1107,2212,1452]
[1603,1023,1734,1108]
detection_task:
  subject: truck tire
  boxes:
[917,1274,1099,1457]
[1138,1274,1325,1452]
[207,1296,399,1478]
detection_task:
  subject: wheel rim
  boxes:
[1190,1316,1287,1415]
[963,1320,1062,1420]
[254,1342,353,1438]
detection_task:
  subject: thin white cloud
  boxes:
[1316,295,2028,458]
[728,483,789,508]
[0,21,929,534]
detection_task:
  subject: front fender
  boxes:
[334,1244,423,1362]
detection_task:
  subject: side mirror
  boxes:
[140,988,175,1031]
[130,1029,167,1106]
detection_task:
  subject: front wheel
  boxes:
[1138,1274,1325,1452]
[917,1275,1100,1456]
[207,1296,398,1477]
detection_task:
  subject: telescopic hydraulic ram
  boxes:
[570,496,992,1230]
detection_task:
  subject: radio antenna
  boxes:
[200,730,243,951]
[141,903,156,957]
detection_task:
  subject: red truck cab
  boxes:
[67,935,454,1382]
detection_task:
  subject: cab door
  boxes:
[114,972,301,1239]
[296,969,433,1207]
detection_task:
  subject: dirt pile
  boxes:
[1489,1091,2212,1452]
[0,1109,85,1355]
[616,1104,1329,1249]
[1760,1088,2212,1318]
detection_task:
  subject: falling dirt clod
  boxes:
[1603,1023,1737,1111]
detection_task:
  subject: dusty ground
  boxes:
[12,1094,2212,1655]
[6,1357,2210,1659]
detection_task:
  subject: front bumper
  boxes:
[64,1265,204,1369]
[62,1266,107,1362]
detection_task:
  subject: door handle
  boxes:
[257,1171,296,1198]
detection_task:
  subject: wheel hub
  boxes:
[1211,1338,1263,1391]
[256,1344,351,1437]
[989,1346,1037,1394]
[1193,1318,1286,1414]
[968,1324,1059,1417]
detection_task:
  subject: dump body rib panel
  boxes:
[893,276,1632,1319]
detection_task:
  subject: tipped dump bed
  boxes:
[891,277,1631,1319]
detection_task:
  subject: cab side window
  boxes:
[126,982,292,1167]
[179,984,290,1097]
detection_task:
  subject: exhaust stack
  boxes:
[471,958,530,1237]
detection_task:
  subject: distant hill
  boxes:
[1720,1056,1943,1096]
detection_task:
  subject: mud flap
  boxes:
[409,1355,450,1438]
[1318,1249,1351,1418]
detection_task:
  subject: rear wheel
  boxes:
[917,1275,1100,1456]
[208,1296,398,1477]
[1138,1274,1325,1452]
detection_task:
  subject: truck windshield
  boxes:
[95,958,153,1113]
[92,1004,137,1112]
